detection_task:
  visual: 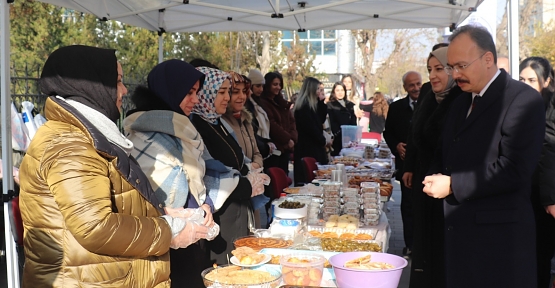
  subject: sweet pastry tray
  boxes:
[234,236,293,251]
[307,225,377,240]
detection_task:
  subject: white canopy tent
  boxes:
[4,0,519,287]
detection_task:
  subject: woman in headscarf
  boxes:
[124,59,241,287]
[221,72,270,229]
[191,67,265,264]
[18,45,204,288]
[402,47,462,288]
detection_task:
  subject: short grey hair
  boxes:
[448,25,497,64]
[402,71,421,85]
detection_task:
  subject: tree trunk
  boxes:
[257,31,271,75]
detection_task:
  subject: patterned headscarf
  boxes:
[192,67,231,124]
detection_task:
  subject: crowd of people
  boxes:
[10,24,555,288]
[384,26,555,288]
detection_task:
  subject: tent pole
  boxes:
[158,33,163,64]
[1,0,19,287]
[507,0,519,79]
[158,9,164,64]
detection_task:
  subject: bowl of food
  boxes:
[201,264,281,288]
[328,252,408,288]
[273,200,307,219]
[279,253,326,286]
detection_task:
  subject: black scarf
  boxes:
[40,45,121,123]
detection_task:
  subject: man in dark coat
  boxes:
[423,25,545,288]
[383,70,421,257]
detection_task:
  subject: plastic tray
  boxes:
[307,225,378,240]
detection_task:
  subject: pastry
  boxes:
[346,223,357,230]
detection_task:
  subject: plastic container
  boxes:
[329,252,408,288]
[280,253,326,286]
[341,125,363,148]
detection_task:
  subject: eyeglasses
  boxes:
[445,52,486,75]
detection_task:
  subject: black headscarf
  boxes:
[145,59,205,115]
[40,45,121,123]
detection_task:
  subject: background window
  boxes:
[281,29,336,56]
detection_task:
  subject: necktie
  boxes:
[411,101,416,110]
[471,96,481,112]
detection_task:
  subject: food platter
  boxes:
[234,236,293,251]
[230,254,272,267]
[282,187,300,194]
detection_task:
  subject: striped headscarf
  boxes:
[192,67,231,124]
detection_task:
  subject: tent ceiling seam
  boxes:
[390,0,470,11]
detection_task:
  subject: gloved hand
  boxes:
[247,168,270,197]
[176,207,220,241]
[170,219,209,249]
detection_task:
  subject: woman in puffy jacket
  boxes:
[18,45,205,288]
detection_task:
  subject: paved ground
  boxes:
[385,180,411,288]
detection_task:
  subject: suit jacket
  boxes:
[432,70,545,288]
[383,96,414,180]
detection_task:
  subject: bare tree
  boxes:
[257,31,272,74]
[352,29,436,98]
[496,0,540,59]
[352,29,379,97]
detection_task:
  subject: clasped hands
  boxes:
[247,168,270,197]
[166,205,215,249]
[422,174,452,199]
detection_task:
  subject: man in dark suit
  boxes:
[383,71,421,257]
[423,25,545,287]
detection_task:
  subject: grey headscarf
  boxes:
[429,47,456,103]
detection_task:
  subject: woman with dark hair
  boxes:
[19,46,202,287]
[292,77,331,184]
[341,74,363,119]
[259,72,298,174]
[327,81,356,156]
[519,56,555,288]
[191,67,266,265]
[359,91,389,133]
[402,47,463,288]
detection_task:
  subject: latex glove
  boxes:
[247,170,266,197]
[164,207,194,218]
[170,219,209,249]
[268,142,277,154]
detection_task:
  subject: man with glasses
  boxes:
[422,25,544,288]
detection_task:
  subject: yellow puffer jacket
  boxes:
[19,97,172,288]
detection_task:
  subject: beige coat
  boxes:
[19,97,172,288]
[222,109,264,168]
